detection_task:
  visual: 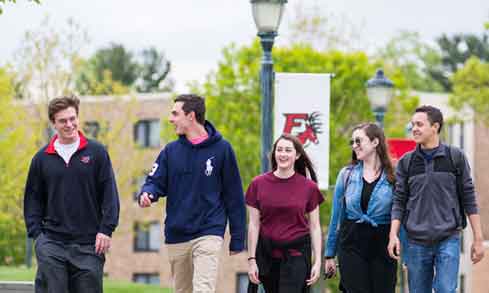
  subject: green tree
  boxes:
[10,16,89,147]
[0,0,39,14]
[430,32,489,91]
[75,43,138,94]
[76,45,173,95]
[450,56,489,124]
[136,47,173,93]
[75,59,130,95]
[12,16,88,101]
[92,43,138,86]
[375,31,445,92]
[0,68,38,265]
[198,40,416,189]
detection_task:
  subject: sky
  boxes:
[0,0,488,92]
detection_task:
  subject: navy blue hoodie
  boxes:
[140,121,246,251]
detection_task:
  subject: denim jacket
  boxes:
[324,162,394,257]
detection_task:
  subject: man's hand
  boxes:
[387,234,401,260]
[139,192,153,208]
[95,233,111,255]
[471,240,485,264]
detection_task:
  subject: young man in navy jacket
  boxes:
[139,94,246,292]
[24,95,120,293]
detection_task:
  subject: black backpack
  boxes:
[403,145,467,229]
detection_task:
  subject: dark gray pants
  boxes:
[34,233,105,293]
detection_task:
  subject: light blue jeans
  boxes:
[405,234,460,293]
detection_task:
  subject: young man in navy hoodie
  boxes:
[139,94,246,293]
[24,95,120,293]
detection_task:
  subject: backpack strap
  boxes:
[447,145,467,229]
[399,150,416,226]
[403,151,416,198]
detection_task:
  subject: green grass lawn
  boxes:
[0,266,171,293]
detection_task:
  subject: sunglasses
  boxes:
[349,137,363,147]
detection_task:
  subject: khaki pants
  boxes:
[166,235,223,293]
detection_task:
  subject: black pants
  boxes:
[261,256,309,293]
[34,233,105,293]
[337,220,397,293]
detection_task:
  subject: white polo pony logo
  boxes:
[205,157,214,176]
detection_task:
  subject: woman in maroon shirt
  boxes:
[246,133,324,293]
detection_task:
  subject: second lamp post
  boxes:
[366,69,394,128]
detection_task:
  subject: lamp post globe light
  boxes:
[366,69,394,128]
[251,0,287,173]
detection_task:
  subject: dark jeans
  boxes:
[34,233,105,293]
[337,220,397,293]
[261,256,309,293]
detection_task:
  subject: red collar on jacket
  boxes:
[45,131,88,154]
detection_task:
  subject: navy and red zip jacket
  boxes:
[23,132,120,244]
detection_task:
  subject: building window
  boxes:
[133,273,160,285]
[134,221,161,252]
[134,120,160,148]
[83,121,100,139]
[236,273,249,293]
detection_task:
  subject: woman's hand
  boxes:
[248,259,260,284]
[324,258,337,279]
[306,261,321,286]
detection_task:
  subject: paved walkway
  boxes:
[0,281,34,293]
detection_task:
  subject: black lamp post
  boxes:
[366,69,394,128]
[367,69,406,292]
[251,0,287,173]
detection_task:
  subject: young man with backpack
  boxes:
[388,105,484,293]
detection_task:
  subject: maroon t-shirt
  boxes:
[246,171,324,256]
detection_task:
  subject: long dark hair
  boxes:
[270,133,318,182]
[350,123,395,184]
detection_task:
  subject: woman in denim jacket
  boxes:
[324,123,397,293]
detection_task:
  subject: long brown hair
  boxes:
[350,123,395,184]
[270,133,318,182]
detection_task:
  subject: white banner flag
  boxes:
[274,73,331,189]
